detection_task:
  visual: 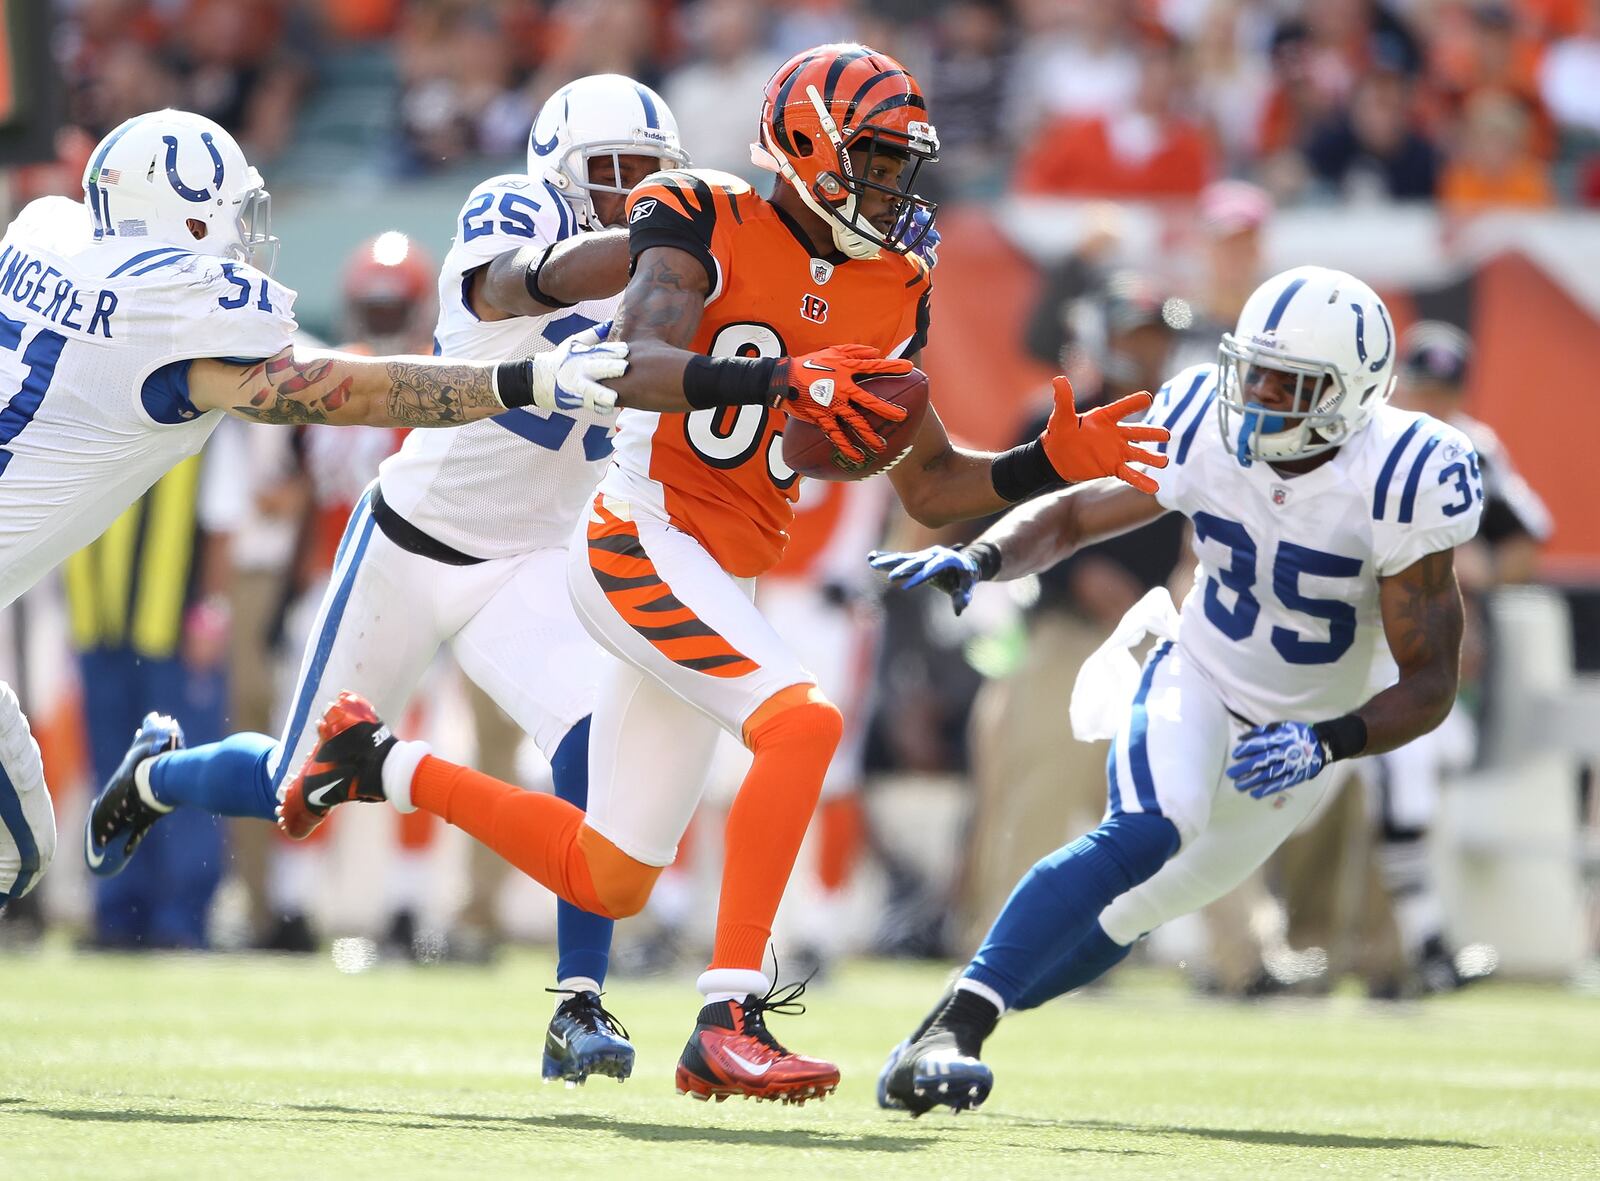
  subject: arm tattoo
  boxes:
[226,349,499,427]
[381,361,501,425]
[1384,548,1461,673]
[613,252,705,346]
[228,353,353,424]
[1359,547,1464,754]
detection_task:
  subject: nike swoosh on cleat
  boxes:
[83,822,106,869]
[307,779,345,808]
[550,1030,568,1050]
[723,1050,773,1077]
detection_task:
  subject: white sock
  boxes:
[133,758,174,814]
[697,968,770,1004]
[556,976,601,1001]
[380,740,431,813]
[954,977,1008,1017]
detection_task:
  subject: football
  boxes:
[780,367,931,481]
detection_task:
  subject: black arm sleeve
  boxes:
[625,176,718,292]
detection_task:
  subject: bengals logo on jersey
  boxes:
[800,294,828,324]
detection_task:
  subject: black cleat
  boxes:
[84,712,183,878]
[880,1028,993,1116]
[543,990,635,1084]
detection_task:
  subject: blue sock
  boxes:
[964,812,1179,1007]
[1011,922,1133,1010]
[549,716,612,988]
[147,732,278,820]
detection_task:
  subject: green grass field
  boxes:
[2,946,1596,1180]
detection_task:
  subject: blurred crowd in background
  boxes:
[2,0,1596,1001]
[33,0,1600,204]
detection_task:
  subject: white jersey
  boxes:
[0,197,294,609]
[375,173,620,559]
[1147,364,1484,725]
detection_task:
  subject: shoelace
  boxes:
[739,975,811,1053]
[544,987,630,1040]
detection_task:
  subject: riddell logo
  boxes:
[800,293,829,324]
[629,199,657,223]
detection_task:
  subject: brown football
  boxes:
[780,367,931,482]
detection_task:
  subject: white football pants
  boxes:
[264,488,609,798]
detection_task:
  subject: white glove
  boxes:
[526,336,628,416]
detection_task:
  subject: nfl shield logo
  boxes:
[810,258,834,285]
[1271,484,1291,506]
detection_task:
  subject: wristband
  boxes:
[524,243,576,309]
[960,540,1002,581]
[1311,714,1367,762]
[682,354,781,410]
[991,438,1067,503]
[493,359,535,408]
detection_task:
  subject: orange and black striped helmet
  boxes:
[752,43,939,260]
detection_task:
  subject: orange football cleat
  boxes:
[276,691,395,840]
[675,980,839,1105]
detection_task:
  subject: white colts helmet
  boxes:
[82,109,277,272]
[1217,265,1397,465]
[527,74,689,231]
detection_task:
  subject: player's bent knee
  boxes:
[743,684,843,754]
[577,824,663,919]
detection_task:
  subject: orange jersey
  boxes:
[603,168,931,578]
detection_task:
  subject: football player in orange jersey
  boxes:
[283,43,1168,1104]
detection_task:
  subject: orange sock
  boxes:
[714,692,843,971]
[410,755,659,919]
[816,794,865,893]
[397,805,435,851]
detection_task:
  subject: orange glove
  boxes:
[1041,376,1169,494]
[777,344,911,464]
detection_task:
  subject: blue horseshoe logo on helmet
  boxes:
[163,132,225,203]
[1350,302,1393,374]
[529,90,570,157]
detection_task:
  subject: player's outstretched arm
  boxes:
[1226,547,1464,800]
[869,476,1168,613]
[887,377,1169,528]
[187,343,625,427]
[474,229,631,319]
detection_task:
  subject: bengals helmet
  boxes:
[751,43,939,260]
[341,231,436,354]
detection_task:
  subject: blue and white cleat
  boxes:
[880,1029,993,1117]
[877,1038,910,1110]
[542,990,635,1084]
[83,712,182,878]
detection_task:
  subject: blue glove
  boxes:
[895,205,940,268]
[1226,722,1326,799]
[868,545,980,615]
